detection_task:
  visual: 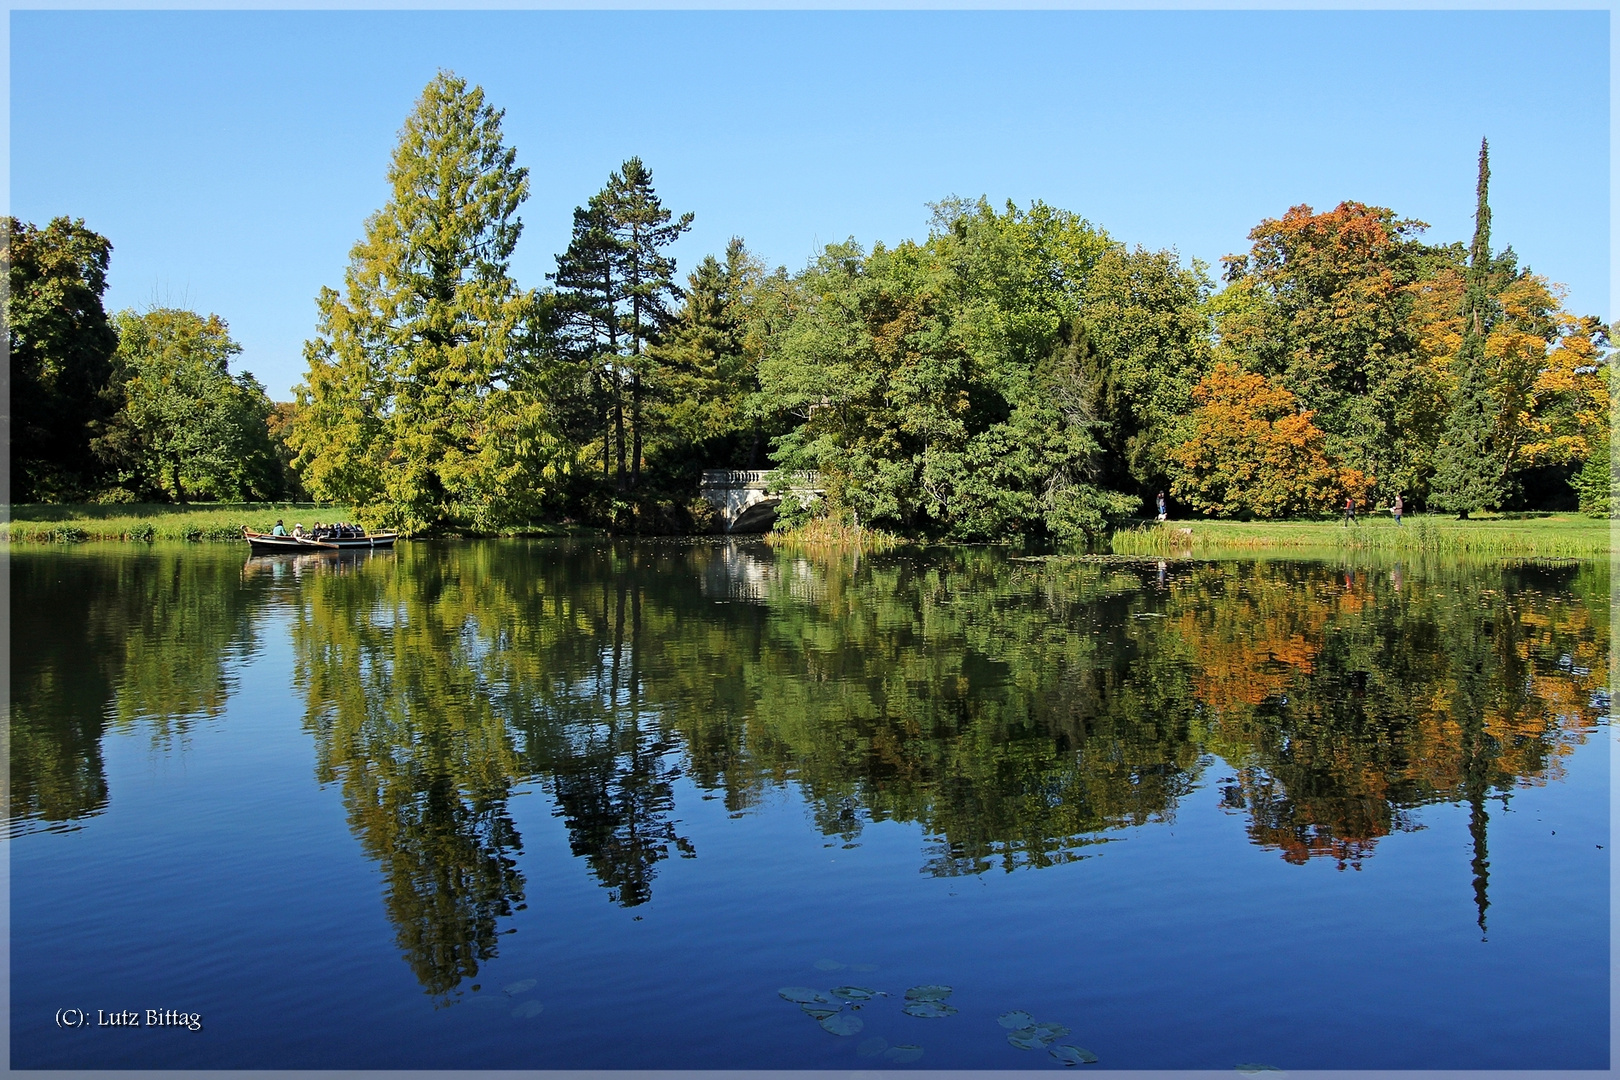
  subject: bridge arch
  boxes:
[699,470,822,533]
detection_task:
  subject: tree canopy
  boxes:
[18,85,1611,528]
[100,308,284,502]
[6,217,120,503]
[289,71,551,533]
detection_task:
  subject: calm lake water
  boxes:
[8,539,1611,1070]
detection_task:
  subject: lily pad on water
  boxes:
[831,986,881,1002]
[800,1004,842,1020]
[814,959,846,971]
[779,987,832,1004]
[903,984,953,1001]
[902,1000,958,1019]
[884,1044,924,1063]
[503,979,537,996]
[1032,1023,1070,1043]
[820,1013,864,1036]
[1007,1028,1046,1050]
[857,1037,889,1058]
[1050,1045,1098,1066]
[998,1011,1035,1030]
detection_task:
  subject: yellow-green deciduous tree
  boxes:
[290,71,554,533]
[100,308,283,502]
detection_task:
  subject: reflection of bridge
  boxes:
[699,470,822,533]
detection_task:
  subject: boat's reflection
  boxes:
[240,546,393,584]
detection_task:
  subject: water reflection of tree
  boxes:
[276,542,1606,992]
[16,541,1605,995]
[1179,558,1608,925]
[536,575,695,907]
[291,551,527,996]
[9,548,263,833]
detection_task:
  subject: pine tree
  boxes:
[290,72,549,532]
[551,194,623,484]
[1429,138,1508,517]
[611,158,693,488]
[653,238,758,458]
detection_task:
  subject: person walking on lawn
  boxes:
[1392,492,1403,526]
[1343,494,1357,527]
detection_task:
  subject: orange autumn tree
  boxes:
[1213,201,1430,494]
[1169,362,1373,518]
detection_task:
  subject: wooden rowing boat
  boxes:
[243,529,399,554]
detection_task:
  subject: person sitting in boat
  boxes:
[293,523,305,538]
[272,519,287,537]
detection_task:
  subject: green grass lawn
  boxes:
[5,502,356,543]
[1109,512,1612,559]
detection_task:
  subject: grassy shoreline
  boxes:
[5,503,357,543]
[8,503,1612,560]
[1108,513,1611,559]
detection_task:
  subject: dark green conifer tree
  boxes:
[1429,139,1508,517]
[608,158,692,490]
[654,238,761,462]
[551,158,692,493]
[551,194,624,483]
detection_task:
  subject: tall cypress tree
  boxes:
[1429,138,1507,517]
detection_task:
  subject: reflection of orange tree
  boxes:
[1173,561,1608,878]
[277,541,1609,989]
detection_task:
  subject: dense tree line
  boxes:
[10,71,1612,531]
[6,219,298,504]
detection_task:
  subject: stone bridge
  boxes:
[699,470,822,533]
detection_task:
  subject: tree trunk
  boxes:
[630,273,643,492]
[630,372,643,491]
[596,369,609,480]
[613,372,626,491]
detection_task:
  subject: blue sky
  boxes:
[11,9,1609,399]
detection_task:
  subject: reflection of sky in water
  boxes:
[7,541,1610,1070]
